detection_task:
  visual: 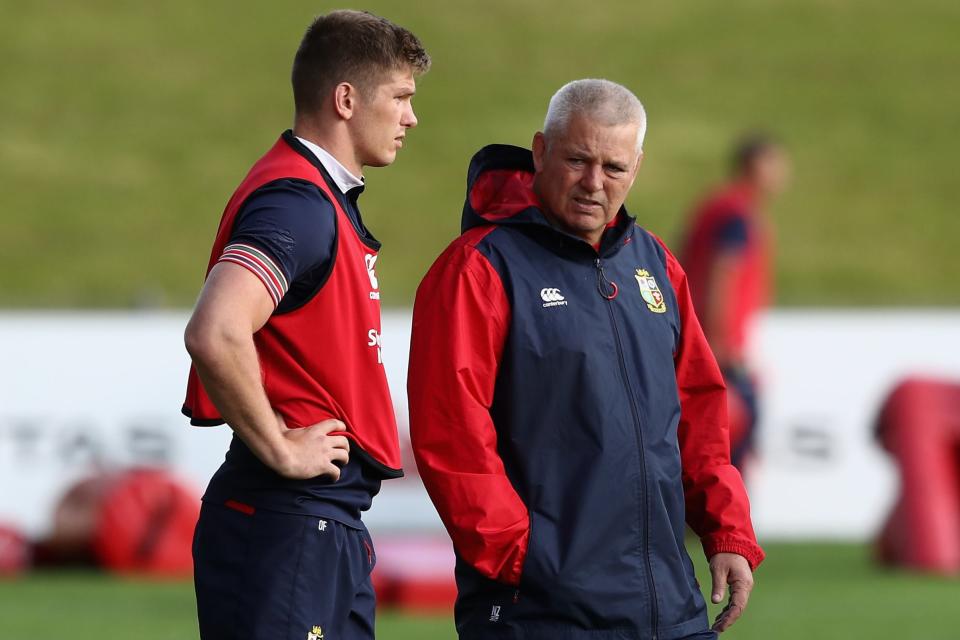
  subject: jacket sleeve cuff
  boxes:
[702,536,766,571]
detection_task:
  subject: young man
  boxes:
[181,11,429,640]
[680,135,790,471]
[408,80,763,639]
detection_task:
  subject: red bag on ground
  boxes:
[39,468,199,577]
[92,468,200,577]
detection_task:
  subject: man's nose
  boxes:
[402,104,418,129]
[580,164,603,192]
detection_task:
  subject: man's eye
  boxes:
[568,158,585,166]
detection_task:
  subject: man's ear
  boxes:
[532,132,547,172]
[628,150,644,186]
[333,82,358,120]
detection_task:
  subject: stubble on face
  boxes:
[354,68,418,169]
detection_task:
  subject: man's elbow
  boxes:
[184,314,243,366]
[184,316,212,364]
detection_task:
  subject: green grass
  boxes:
[1,1,958,308]
[1,544,957,639]
[689,543,960,640]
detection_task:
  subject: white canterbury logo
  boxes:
[540,288,564,302]
[365,254,381,300]
[489,605,501,622]
[365,254,379,290]
[540,287,568,308]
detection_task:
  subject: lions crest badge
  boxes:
[307,626,324,640]
[635,269,667,313]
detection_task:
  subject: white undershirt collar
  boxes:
[295,136,364,195]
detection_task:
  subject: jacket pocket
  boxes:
[518,510,553,598]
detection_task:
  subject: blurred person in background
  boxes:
[409,79,763,639]
[181,11,429,640]
[680,134,790,472]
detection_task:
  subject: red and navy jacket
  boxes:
[680,183,772,363]
[183,133,402,481]
[408,145,764,639]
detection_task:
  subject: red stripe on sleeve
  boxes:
[218,244,287,307]
[224,499,256,516]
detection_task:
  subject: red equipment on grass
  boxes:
[876,377,960,575]
[39,468,199,577]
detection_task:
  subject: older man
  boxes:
[408,79,763,639]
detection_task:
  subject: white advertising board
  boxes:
[1,310,958,542]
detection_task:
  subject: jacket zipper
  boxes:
[595,257,659,640]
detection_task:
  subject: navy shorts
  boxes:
[193,500,377,640]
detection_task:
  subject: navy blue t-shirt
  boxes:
[714,213,750,251]
[204,152,382,528]
[229,179,337,312]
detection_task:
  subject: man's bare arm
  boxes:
[184,262,349,480]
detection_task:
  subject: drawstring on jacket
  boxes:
[595,258,619,300]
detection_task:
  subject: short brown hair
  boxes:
[291,10,430,114]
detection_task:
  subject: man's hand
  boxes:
[274,415,351,481]
[709,552,754,633]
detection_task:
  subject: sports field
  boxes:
[1,544,956,639]
[1,3,957,639]
[1,1,957,308]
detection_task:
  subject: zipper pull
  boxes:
[595,258,619,300]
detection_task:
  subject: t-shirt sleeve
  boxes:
[713,214,750,251]
[217,179,336,308]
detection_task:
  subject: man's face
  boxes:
[751,147,791,197]
[531,115,642,243]
[351,68,418,168]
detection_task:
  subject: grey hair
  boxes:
[543,79,647,153]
